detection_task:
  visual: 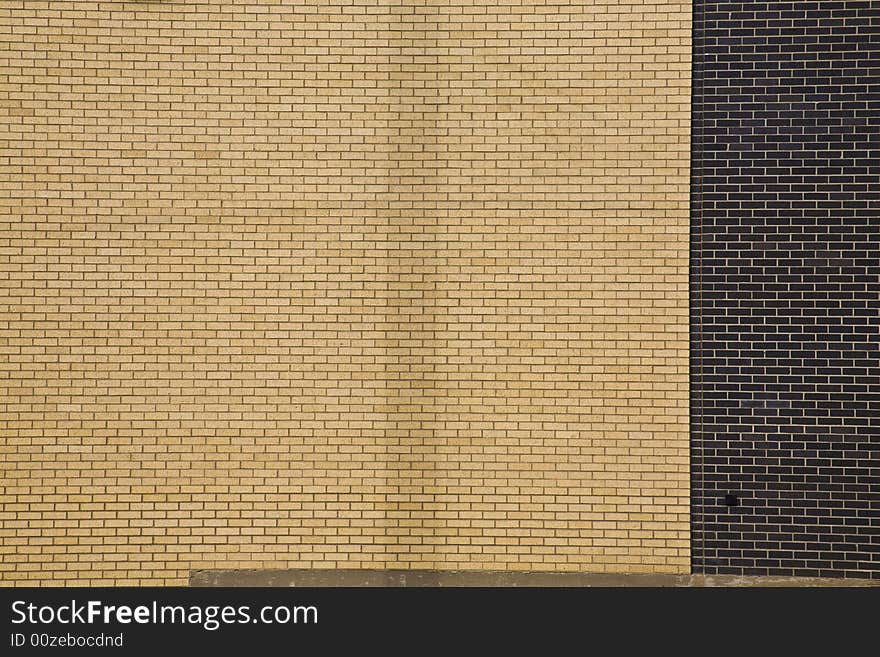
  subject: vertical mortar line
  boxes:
[689,0,698,575]
[699,0,707,577]
[697,0,708,577]
[691,0,706,574]
[697,0,704,578]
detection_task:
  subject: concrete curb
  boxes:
[190,568,879,587]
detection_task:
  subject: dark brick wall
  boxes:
[691,1,880,578]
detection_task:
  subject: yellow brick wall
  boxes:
[1,1,691,585]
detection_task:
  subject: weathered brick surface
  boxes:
[1,1,691,585]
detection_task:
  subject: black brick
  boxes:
[691,1,880,580]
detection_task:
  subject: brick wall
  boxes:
[691,1,880,578]
[1,1,691,585]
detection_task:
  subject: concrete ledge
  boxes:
[190,568,879,587]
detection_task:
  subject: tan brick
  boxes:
[1,0,690,586]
